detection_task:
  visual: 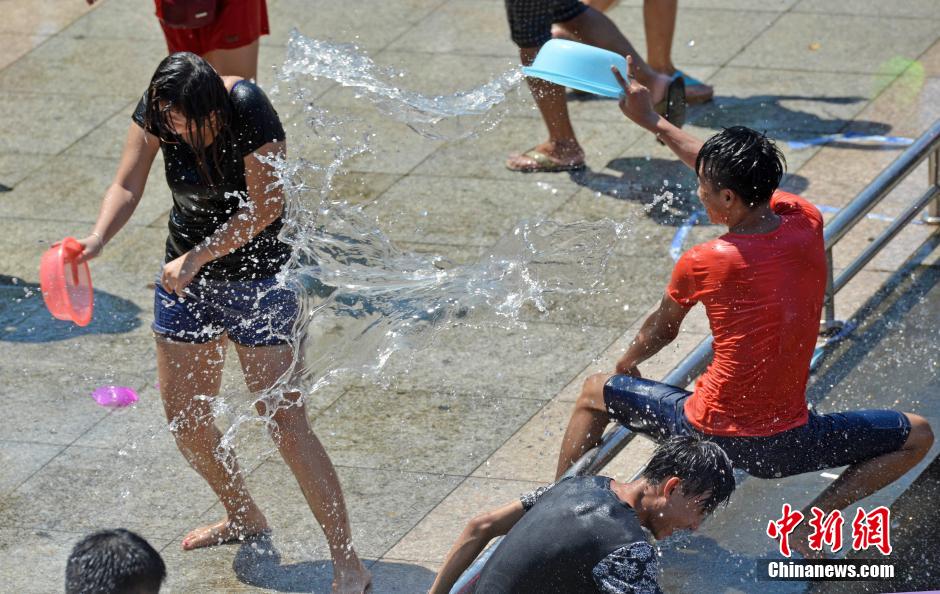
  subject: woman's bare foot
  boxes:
[332,558,372,594]
[506,139,585,172]
[181,514,270,550]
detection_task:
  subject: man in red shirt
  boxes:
[557,58,934,555]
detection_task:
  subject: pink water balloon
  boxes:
[91,386,139,408]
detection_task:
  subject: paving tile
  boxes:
[470,399,573,483]
[0,152,48,190]
[516,256,667,327]
[831,217,935,273]
[613,0,797,10]
[793,0,940,19]
[471,399,660,484]
[335,49,518,99]
[191,462,463,560]
[385,476,541,563]
[386,1,517,56]
[800,146,913,209]
[844,75,940,139]
[730,13,939,74]
[696,67,890,136]
[0,92,129,155]
[326,171,403,205]
[62,0,162,41]
[0,362,117,444]
[0,35,168,99]
[61,99,154,159]
[601,6,779,67]
[286,103,442,175]
[0,33,48,71]
[91,225,175,281]
[0,444,221,539]
[6,154,173,226]
[314,386,543,474]
[370,558,440,594]
[160,542,285,594]
[0,0,91,35]
[268,0,446,52]
[395,240,487,267]
[0,324,157,384]
[364,175,574,246]
[413,116,645,181]
[828,269,893,326]
[920,39,940,78]
[0,440,64,497]
[376,319,622,400]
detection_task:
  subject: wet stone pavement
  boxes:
[1,0,939,592]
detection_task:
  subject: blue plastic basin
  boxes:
[522,39,627,98]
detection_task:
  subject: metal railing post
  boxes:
[821,249,838,334]
[926,148,940,224]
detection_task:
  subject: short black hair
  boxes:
[65,529,166,594]
[641,436,735,514]
[695,126,786,207]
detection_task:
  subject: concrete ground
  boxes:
[1,0,938,592]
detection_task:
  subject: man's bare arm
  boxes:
[429,501,525,594]
[616,293,692,375]
[612,57,704,170]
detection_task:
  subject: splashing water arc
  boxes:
[279,30,525,139]
[210,32,649,474]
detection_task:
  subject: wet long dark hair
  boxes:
[144,52,235,185]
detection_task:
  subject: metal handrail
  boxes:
[450,120,940,593]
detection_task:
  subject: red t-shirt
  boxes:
[667,191,826,436]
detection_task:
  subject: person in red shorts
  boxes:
[86,0,268,80]
[556,57,934,557]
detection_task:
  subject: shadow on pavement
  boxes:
[568,158,810,226]
[0,275,142,342]
[233,541,435,593]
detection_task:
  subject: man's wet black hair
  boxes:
[144,51,234,185]
[65,529,166,594]
[695,126,786,207]
[641,435,735,514]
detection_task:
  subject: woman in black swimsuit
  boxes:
[75,53,370,594]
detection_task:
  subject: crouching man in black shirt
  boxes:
[430,436,735,594]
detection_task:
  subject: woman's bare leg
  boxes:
[236,342,371,594]
[156,334,269,550]
[203,40,260,80]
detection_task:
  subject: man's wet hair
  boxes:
[65,529,166,594]
[641,435,736,513]
[695,126,786,208]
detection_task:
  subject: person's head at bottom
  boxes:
[65,529,166,594]
[635,435,736,539]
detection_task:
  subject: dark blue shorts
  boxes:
[153,276,299,347]
[603,375,912,479]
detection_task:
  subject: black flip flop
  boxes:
[654,74,687,129]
